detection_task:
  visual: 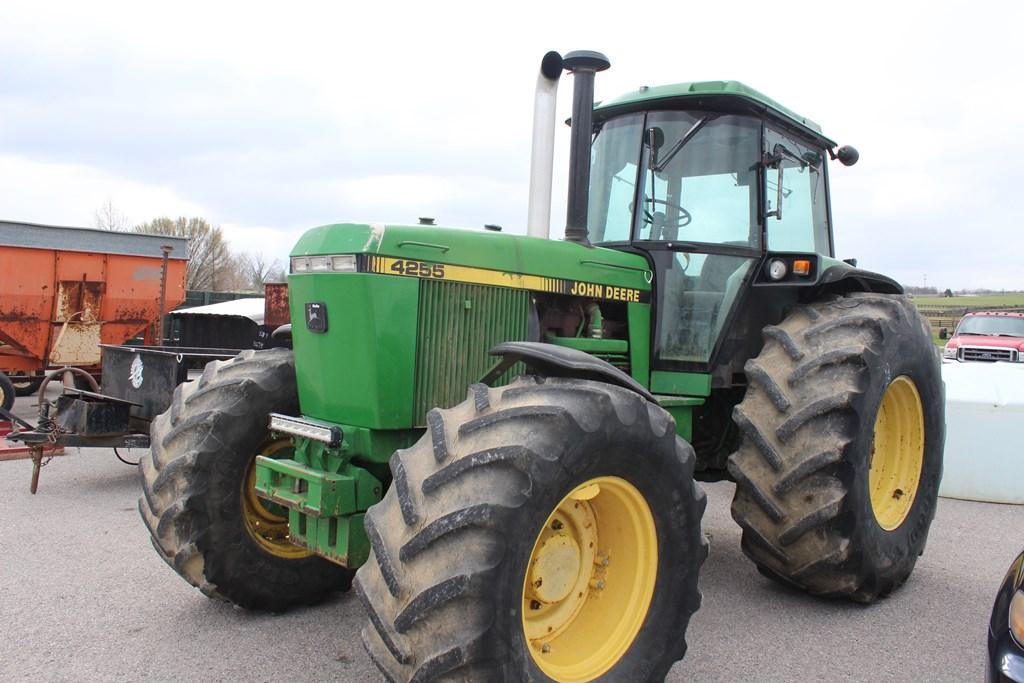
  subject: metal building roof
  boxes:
[170,298,265,324]
[0,220,190,260]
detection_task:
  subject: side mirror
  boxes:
[836,145,859,166]
[939,327,948,340]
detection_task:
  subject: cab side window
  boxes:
[764,128,831,254]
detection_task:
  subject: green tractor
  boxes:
[139,50,944,681]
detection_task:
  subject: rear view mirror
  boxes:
[836,145,859,166]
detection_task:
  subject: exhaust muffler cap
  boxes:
[561,50,610,73]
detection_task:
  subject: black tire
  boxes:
[0,371,14,411]
[138,348,352,611]
[355,377,707,682]
[728,292,944,602]
[12,375,43,397]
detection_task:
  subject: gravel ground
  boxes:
[2,389,1020,682]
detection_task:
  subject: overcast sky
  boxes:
[1,0,1020,290]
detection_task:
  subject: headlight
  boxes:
[290,254,357,274]
[942,346,958,359]
[269,413,342,447]
[331,255,357,272]
[308,256,331,272]
[1010,590,1024,645]
[766,258,788,281]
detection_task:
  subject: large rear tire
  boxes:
[728,293,944,602]
[355,377,707,682]
[138,348,352,611]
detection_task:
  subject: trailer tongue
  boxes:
[2,345,240,493]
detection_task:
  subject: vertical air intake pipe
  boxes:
[526,51,564,239]
[562,50,610,245]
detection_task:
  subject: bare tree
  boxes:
[217,253,253,293]
[239,252,287,291]
[135,217,245,291]
[93,198,130,231]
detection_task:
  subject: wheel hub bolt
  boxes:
[551,520,564,530]
[530,600,541,610]
[541,644,551,653]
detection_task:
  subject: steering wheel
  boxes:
[642,198,692,231]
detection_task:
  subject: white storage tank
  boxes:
[939,361,1024,504]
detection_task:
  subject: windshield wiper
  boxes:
[651,115,717,173]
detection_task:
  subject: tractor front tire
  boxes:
[355,377,707,682]
[729,293,944,602]
[138,348,351,611]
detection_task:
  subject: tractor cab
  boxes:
[587,83,840,372]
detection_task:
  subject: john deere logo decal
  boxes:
[363,256,649,303]
[305,302,328,333]
[130,355,144,389]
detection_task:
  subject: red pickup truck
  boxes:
[942,311,1024,362]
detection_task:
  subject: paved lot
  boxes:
[2,390,1020,682]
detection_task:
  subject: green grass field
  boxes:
[912,293,1024,310]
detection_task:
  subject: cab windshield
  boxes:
[587,112,761,247]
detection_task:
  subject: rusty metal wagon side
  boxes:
[0,220,189,393]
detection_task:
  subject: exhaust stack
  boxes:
[526,51,564,239]
[562,50,610,245]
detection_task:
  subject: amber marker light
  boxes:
[793,259,812,276]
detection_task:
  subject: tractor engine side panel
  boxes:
[413,279,529,420]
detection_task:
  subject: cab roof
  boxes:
[595,80,836,148]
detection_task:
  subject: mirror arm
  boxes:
[774,165,784,220]
[647,127,659,169]
[762,152,783,220]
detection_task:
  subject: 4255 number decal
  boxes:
[389,259,445,279]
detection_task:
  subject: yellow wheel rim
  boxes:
[241,438,312,559]
[522,476,658,682]
[869,376,925,531]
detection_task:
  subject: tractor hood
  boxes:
[290,222,653,294]
[286,222,655,430]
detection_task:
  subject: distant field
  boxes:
[912,293,1024,310]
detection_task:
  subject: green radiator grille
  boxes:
[413,280,529,422]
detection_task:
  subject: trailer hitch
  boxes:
[2,368,147,494]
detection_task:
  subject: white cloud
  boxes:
[0,154,206,227]
[0,0,1022,289]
